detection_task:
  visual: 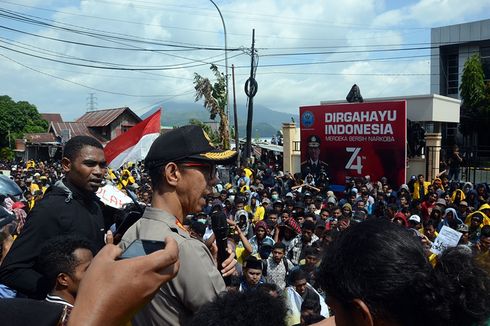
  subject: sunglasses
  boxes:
[178,161,216,180]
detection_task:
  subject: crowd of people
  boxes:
[0,126,489,325]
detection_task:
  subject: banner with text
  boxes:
[300,101,406,187]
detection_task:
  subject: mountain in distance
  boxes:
[142,101,299,137]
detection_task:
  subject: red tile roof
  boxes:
[76,107,140,127]
[40,113,63,123]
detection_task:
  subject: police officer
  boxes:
[301,135,328,179]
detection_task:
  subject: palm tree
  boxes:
[194,64,230,149]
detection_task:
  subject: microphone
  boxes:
[210,204,230,285]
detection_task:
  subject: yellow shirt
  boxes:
[245,205,265,223]
[29,183,40,195]
[244,167,253,179]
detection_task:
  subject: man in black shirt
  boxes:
[0,136,108,298]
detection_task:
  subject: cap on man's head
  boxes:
[243,255,262,270]
[408,215,421,224]
[459,201,468,207]
[145,125,237,170]
[273,200,283,206]
[307,135,320,148]
[436,198,447,207]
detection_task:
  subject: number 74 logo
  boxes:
[345,147,363,174]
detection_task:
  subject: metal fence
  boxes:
[425,146,490,184]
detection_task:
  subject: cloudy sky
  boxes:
[0,0,489,121]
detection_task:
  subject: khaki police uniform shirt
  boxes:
[120,207,225,326]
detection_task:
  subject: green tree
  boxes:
[459,54,490,143]
[460,54,486,108]
[0,95,48,149]
[193,64,230,149]
[188,118,220,145]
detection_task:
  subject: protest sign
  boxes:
[96,183,132,209]
[430,225,462,255]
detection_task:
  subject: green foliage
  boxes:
[460,54,486,109]
[458,55,490,141]
[0,147,14,160]
[193,64,230,149]
[188,118,220,145]
[0,95,48,148]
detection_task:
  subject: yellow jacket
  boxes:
[413,181,431,200]
[245,205,265,224]
[465,206,490,227]
[451,189,466,203]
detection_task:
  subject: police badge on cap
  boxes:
[307,135,320,148]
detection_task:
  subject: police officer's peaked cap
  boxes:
[145,125,237,169]
[307,135,320,148]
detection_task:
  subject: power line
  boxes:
[0,52,194,98]
[260,45,436,57]
[0,41,244,71]
[257,41,459,51]
[0,31,245,70]
[252,71,433,76]
[234,54,435,69]
[93,0,430,31]
[0,1,431,44]
[0,8,242,51]
[23,65,195,81]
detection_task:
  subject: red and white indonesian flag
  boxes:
[104,109,161,169]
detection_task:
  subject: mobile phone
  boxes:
[119,239,166,259]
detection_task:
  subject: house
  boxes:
[17,107,143,161]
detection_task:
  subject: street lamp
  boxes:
[209,0,230,147]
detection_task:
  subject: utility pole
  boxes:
[244,29,257,164]
[209,0,230,149]
[232,64,240,167]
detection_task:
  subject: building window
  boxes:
[446,54,459,95]
[121,125,132,133]
[481,46,490,83]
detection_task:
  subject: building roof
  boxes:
[50,122,95,138]
[24,133,57,144]
[40,113,63,124]
[320,94,460,123]
[76,107,141,127]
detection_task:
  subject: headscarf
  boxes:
[451,189,466,203]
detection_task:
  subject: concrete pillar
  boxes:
[282,122,297,174]
[425,133,442,180]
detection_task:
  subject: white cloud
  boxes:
[0,0,488,122]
